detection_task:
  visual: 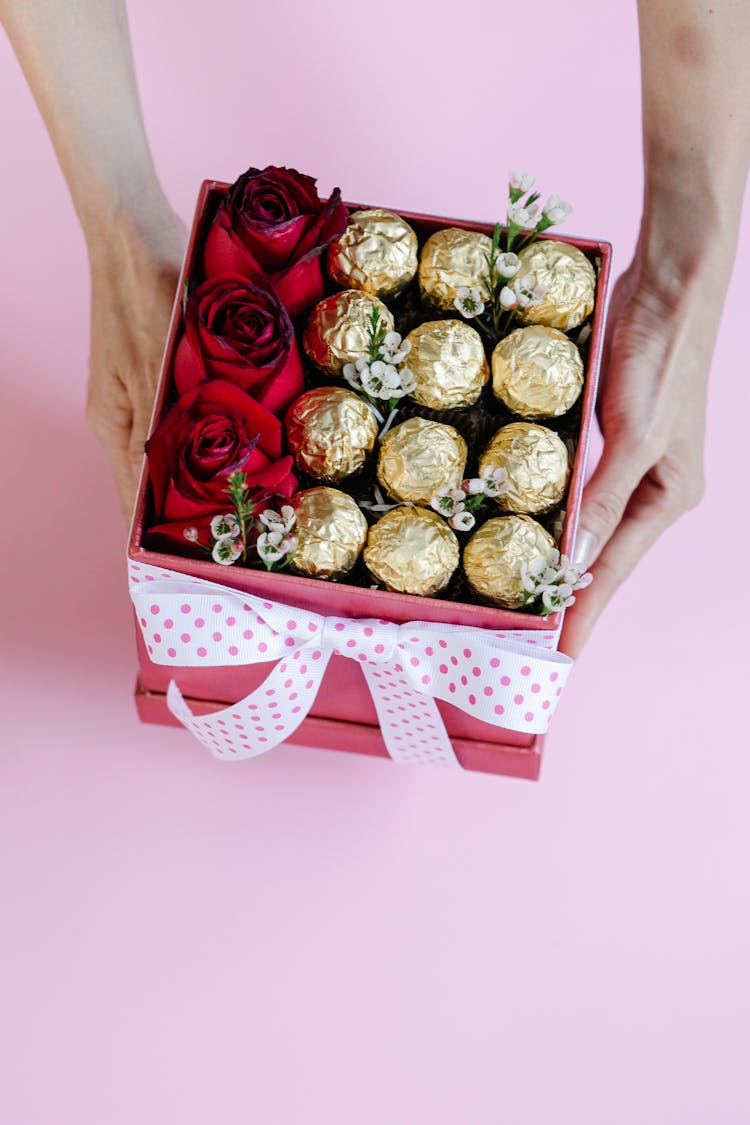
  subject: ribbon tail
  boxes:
[361,661,460,769]
[165,647,332,761]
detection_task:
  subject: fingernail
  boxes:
[572,529,595,570]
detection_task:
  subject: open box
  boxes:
[128,180,612,779]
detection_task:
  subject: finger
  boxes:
[86,380,136,521]
[127,393,156,521]
[561,475,676,659]
[571,429,651,573]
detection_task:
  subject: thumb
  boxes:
[571,434,647,571]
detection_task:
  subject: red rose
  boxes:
[173,274,304,417]
[145,380,296,554]
[203,166,348,319]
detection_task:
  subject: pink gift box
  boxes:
[128,181,612,779]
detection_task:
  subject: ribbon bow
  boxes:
[129,561,572,769]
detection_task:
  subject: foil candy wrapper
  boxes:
[405,319,489,409]
[364,506,460,596]
[327,209,418,299]
[463,514,556,609]
[302,289,395,377]
[377,416,468,505]
[290,487,368,579]
[491,325,584,418]
[479,422,570,515]
[285,386,379,483]
[418,227,493,311]
[517,239,596,331]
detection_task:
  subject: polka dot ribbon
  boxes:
[129,561,571,768]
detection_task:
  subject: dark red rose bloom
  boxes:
[202,166,348,319]
[173,274,304,417]
[145,380,296,554]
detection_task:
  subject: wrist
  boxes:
[82,173,184,276]
[634,157,745,309]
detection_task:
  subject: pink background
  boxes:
[1,2,748,1121]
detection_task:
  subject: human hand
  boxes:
[560,236,732,659]
[85,200,186,519]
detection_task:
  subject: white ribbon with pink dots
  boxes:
[129,560,572,769]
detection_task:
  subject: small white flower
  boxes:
[481,467,509,497]
[543,194,572,224]
[499,285,519,310]
[541,586,561,611]
[183,526,199,542]
[513,273,545,308]
[509,170,535,193]
[210,512,240,540]
[256,531,285,563]
[355,357,370,373]
[507,201,539,229]
[430,488,466,516]
[449,510,476,532]
[454,286,485,319]
[463,477,487,496]
[212,536,243,565]
[281,534,298,556]
[494,252,521,279]
[573,571,593,590]
[529,555,549,577]
[258,506,296,535]
[380,332,411,365]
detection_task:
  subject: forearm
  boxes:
[637,0,750,272]
[0,0,171,249]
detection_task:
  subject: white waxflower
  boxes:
[513,273,545,308]
[360,362,387,399]
[430,488,466,516]
[541,586,562,611]
[463,476,487,496]
[449,510,476,532]
[210,512,240,540]
[543,194,572,224]
[258,506,296,535]
[481,467,509,497]
[380,332,411,365]
[212,536,243,565]
[454,286,486,319]
[507,201,539,229]
[183,526,199,542]
[509,169,535,193]
[256,531,285,563]
[499,285,519,310]
[494,252,521,279]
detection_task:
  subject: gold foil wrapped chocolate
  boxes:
[491,326,583,418]
[516,240,596,330]
[302,290,395,377]
[290,487,368,579]
[377,416,467,505]
[405,319,489,409]
[285,387,379,483]
[418,228,493,312]
[479,422,570,515]
[364,506,460,596]
[327,209,418,299]
[463,515,556,609]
